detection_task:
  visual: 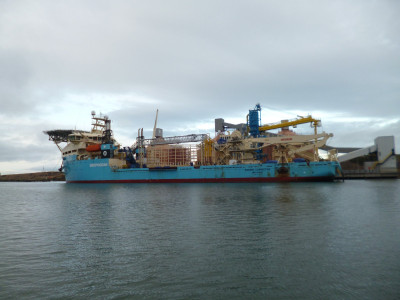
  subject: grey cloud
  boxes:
[325,119,400,149]
[1,1,398,117]
[0,50,34,115]
[0,142,55,163]
[0,119,61,161]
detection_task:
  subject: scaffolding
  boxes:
[146,144,198,168]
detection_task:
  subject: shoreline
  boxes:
[0,172,65,182]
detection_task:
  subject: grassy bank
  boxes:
[0,172,65,182]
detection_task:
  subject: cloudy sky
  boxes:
[0,0,399,174]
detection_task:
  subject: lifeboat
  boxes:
[86,144,101,152]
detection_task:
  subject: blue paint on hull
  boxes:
[63,156,342,183]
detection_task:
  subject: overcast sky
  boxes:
[0,0,399,174]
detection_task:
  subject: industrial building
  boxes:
[324,136,398,178]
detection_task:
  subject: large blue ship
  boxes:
[45,104,343,183]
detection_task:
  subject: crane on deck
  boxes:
[259,115,321,132]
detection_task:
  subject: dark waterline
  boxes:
[1,180,399,299]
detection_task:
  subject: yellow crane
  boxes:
[259,115,321,132]
[258,115,322,160]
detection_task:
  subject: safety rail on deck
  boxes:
[132,134,208,148]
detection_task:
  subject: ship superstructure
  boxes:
[45,104,342,183]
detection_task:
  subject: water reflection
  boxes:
[1,180,400,299]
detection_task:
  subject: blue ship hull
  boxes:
[63,156,342,183]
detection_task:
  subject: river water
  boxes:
[1,180,399,299]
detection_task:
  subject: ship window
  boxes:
[70,135,81,141]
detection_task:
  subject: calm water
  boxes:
[1,180,399,299]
